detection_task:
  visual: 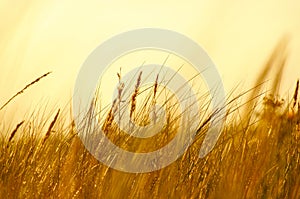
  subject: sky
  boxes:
[0,0,300,124]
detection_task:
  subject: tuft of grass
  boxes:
[0,41,299,198]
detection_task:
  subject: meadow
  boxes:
[0,42,299,199]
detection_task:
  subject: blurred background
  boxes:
[0,0,299,124]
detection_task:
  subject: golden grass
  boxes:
[0,43,299,198]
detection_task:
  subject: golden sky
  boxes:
[0,0,300,123]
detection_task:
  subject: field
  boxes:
[0,43,299,198]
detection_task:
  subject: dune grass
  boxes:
[0,42,299,198]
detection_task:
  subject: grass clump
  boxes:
[0,41,299,198]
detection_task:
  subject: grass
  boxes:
[0,42,299,198]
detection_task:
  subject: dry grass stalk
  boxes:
[116,70,125,134]
[7,120,25,146]
[42,109,60,144]
[153,74,159,101]
[117,68,125,103]
[130,71,142,118]
[0,72,52,111]
[293,79,299,108]
[102,101,116,131]
[150,74,159,122]
[117,67,122,82]
[103,71,125,131]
